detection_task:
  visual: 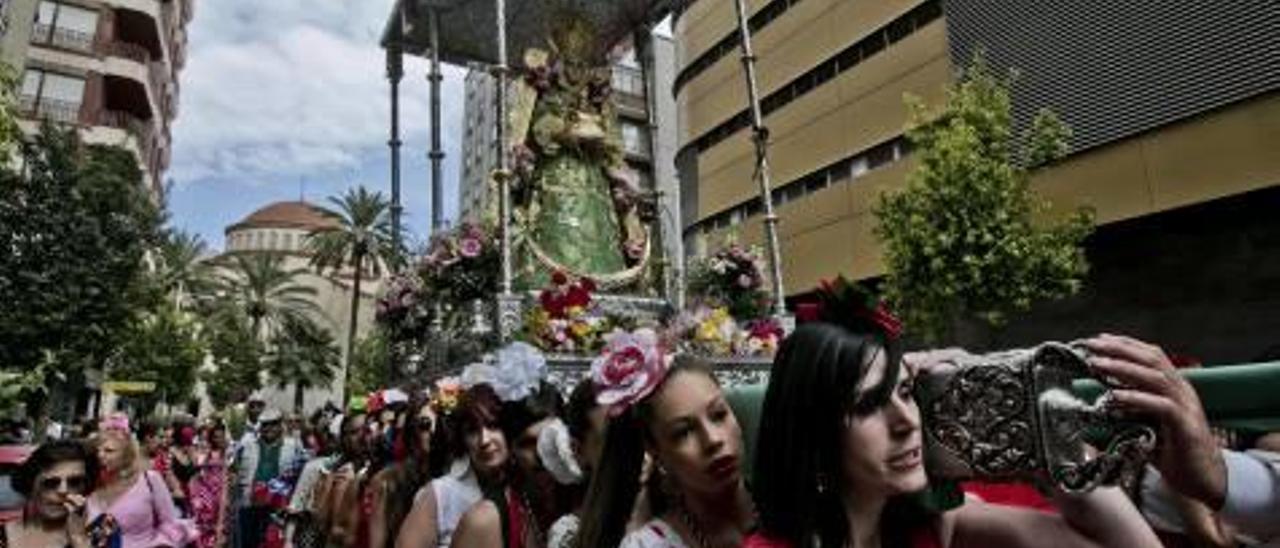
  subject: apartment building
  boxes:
[0,0,193,193]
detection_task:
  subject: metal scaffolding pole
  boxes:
[495,0,512,296]
[387,8,404,269]
[428,8,445,232]
[732,0,787,317]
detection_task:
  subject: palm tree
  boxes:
[155,229,215,311]
[266,316,341,413]
[217,252,322,340]
[307,186,397,397]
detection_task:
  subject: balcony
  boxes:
[100,40,151,64]
[30,23,95,53]
[19,95,82,125]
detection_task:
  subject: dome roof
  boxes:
[226,201,336,233]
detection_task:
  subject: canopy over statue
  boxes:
[384,0,676,66]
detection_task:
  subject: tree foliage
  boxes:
[874,57,1094,342]
[265,316,341,413]
[0,124,163,375]
[108,304,206,410]
[215,252,322,339]
[200,307,264,409]
[347,329,391,399]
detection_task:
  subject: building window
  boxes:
[20,68,84,124]
[268,232,278,249]
[612,66,645,97]
[621,122,650,157]
[32,1,98,53]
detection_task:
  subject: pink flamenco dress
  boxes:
[88,470,198,548]
[188,450,228,548]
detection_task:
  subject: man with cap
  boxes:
[232,408,307,548]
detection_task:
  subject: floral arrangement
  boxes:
[591,327,669,417]
[686,243,773,321]
[418,221,500,304]
[667,306,782,357]
[521,271,618,354]
[375,272,431,340]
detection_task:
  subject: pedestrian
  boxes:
[87,412,197,547]
[396,386,504,548]
[231,408,306,548]
[368,393,446,548]
[4,440,107,547]
[189,420,230,548]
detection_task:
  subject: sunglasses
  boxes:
[40,474,87,492]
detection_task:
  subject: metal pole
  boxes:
[428,8,445,233]
[495,0,512,295]
[387,11,404,270]
[732,0,786,317]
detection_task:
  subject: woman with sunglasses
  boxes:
[369,393,449,548]
[4,440,99,548]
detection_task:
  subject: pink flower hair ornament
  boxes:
[99,412,131,434]
[590,328,671,417]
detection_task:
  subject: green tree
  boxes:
[874,57,1094,342]
[108,304,205,412]
[307,187,396,397]
[0,124,163,377]
[155,230,216,312]
[200,307,264,409]
[265,316,341,414]
[0,64,21,155]
[347,329,391,398]
[216,252,322,340]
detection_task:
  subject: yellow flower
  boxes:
[570,321,593,339]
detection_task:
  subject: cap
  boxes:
[258,408,283,423]
[383,388,409,406]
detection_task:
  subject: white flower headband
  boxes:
[461,341,548,402]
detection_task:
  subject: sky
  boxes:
[167,0,467,253]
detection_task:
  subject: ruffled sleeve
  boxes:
[145,470,200,547]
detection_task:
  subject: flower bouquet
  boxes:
[666,306,781,358]
[375,272,432,341]
[521,271,619,354]
[686,243,773,322]
[418,221,500,305]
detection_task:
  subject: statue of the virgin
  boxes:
[503,15,653,292]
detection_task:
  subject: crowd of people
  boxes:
[3,294,1278,547]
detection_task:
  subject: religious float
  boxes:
[376,0,1280,492]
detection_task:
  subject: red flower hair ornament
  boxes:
[795,275,903,340]
[590,327,671,417]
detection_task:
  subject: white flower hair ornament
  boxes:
[537,418,583,485]
[461,341,548,402]
[590,327,671,417]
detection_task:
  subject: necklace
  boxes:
[676,504,715,548]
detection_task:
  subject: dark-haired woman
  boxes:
[398,386,507,548]
[369,394,448,548]
[544,380,608,548]
[745,316,1162,548]
[578,330,756,548]
[450,378,573,548]
[3,440,101,548]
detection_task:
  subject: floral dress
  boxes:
[189,449,228,548]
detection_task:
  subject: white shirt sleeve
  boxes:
[1219,449,1280,536]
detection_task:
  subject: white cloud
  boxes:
[170,0,465,184]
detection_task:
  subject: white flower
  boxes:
[537,419,583,485]
[488,341,548,402]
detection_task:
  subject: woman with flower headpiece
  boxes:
[396,378,506,548]
[449,342,577,548]
[87,412,198,547]
[577,329,757,548]
[743,277,1161,548]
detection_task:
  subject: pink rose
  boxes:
[458,237,483,258]
[591,328,667,417]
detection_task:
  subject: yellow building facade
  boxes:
[674,0,1280,296]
